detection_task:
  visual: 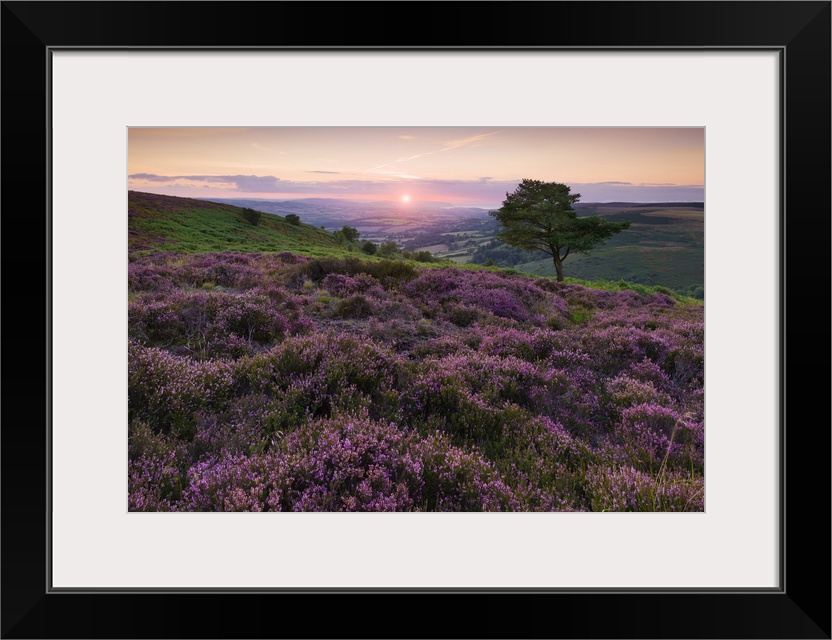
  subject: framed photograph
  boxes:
[3,2,829,638]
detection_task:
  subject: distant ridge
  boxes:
[575,202,704,208]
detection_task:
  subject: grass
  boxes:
[129,191,702,304]
[516,246,703,293]
[129,191,356,258]
[512,204,704,295]
[562,277,702,305]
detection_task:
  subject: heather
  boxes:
[129,251,704,512]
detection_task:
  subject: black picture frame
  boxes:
[2,2,829,638]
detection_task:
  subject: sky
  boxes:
[128,127,704,208]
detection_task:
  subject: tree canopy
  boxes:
[491,179,631,281]
[339,226,360,243]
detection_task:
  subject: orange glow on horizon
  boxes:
[129,127,704,205]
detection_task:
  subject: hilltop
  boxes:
[128,191,350,258]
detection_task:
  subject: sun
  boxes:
[401,194,411,203]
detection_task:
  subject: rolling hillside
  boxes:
[128,191,350,258]
[513,204,704,296]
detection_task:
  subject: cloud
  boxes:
[371,169,424,180]
[127,173,703,205]
[570,182,704,202]
[441,131,501,151]
[363,152,435,174]
[129,174,283,192]
[364,131,502,175]
[307,170,341,174]
[129,173,178,182]
[640,182,704,188]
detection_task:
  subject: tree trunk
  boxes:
[553,255,564,282]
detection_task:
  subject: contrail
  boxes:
[363,130,502,175]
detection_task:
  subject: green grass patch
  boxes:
[129,191,356,259]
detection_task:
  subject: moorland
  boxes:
[128,191,704,512]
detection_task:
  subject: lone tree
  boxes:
[491,179,631,282]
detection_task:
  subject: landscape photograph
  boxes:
[128,127,704,512]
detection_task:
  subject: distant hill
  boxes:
[206,197,492,232]
[574,202,704,210]
[511,202,704,297]
[128,191,350,257]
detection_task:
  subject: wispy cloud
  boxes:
[441,131,501,151]
[363,131,502,175]
[307,170,341,174]
[363,153,433,174]
[371,169,423,180]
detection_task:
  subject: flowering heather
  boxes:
[128,252,704,511]
[265,415,420,511]
[180,453,272,512]
[405,268,554,323]
[585,465,704,512]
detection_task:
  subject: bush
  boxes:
[339,226,360,243]
[297,257,417,285]
[241,208,262,226]
[585,465,703,512]
[361,241,377,255]
[335,295,374,319]
[378,241,398,257]
[284,214,301,225]
[266,415,419,512]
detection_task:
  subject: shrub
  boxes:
[266,415,419,512]
[335,295,374,319]
[128,342,235,436]
[339,226,360,243]
[284,214,301,225]
[443,303,480,327]
[378,241,399,257]
[180,453,272,511]
[414,433,520,511]
[413,250,434,263]
[241,208,262,226]
[297,257,417,285]
[585,465,703,512]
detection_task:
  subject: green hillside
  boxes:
[512,205,704,297]
[128,191,352,258]
[127,191,701,304]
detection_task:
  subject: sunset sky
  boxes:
[128,127,704,208]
